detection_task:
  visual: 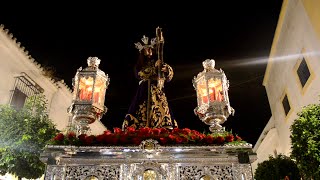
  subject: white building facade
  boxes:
[252,0,320,173]
[0,25,107,135]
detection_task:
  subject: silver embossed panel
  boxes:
[65,165,119,180]
[178,165,233,180]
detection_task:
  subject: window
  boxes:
[282,94,290,116]
[297,58,310,87]
[10,72,43,110]
[11,88,28,110]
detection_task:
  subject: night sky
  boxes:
[0,1,283,146]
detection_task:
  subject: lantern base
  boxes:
[75,118,92,135]
[209,124,225,133]
[199,113,226,133]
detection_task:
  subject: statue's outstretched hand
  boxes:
[155,59,161,67]
[155,59,168,72]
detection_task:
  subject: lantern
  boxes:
[68,57,110,135]
[193,59,234,132]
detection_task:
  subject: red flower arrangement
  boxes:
[49,127,244,146]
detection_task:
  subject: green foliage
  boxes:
[290,103,320,179]
[0,94,58,179]
[254,154,301,180]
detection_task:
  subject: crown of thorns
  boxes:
[134,35,157,52]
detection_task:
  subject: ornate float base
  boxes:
[41,140,256,180]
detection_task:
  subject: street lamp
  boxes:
[193,59,234,133]
[68,57,110,135]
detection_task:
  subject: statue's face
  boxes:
[143,47,153,58]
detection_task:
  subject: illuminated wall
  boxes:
[0,25,107,135]
[252,0,320,174]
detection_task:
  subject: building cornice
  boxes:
[263,0,289,86]
[0,24,72,94]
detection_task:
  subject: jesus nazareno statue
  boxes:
[122,28,178,130]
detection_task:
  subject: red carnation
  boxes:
[190,135,198,141]
[67,131,76,139]
[216,136,225,144]
[78,134,87,143]
[84,135,95,145]
[103,130,112,135]
[236,135,242,141]
[138,127,152,138]
[205,135,214,144]
[127,126,136,134]
[182,128,191,135]
[119,134,129,144]
[152,128,161,136]
[181,136,188,143]
[113,127,122,134]
[199,134,206,141]
[54,133,64,141]
[168,134,175,142]
[175,137,184,144]
[159,128,169,134]
[172,128,180,134]
[96,134,106,143]
[225,134,234,142]
[159,137,168,145]
[106,134,118,145]
[191,130,201,135]
[132,137,142,145]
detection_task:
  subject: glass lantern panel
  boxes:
[197,78,208,105]
[97,83,106,105]
[78,76,94,101]
[93,76,106,105]
[208,77,224,102]
[72,77,79,100]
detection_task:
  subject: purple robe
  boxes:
[122,57,178,130]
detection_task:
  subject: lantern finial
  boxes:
[87,57,101,68]
[202,59,215,71]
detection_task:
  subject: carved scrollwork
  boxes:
[65,165,120,180]
[232,164,253,180]
[45,166,65,180]
[179,165,233,180]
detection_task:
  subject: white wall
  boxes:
[253,0,320,173]
[0,25,107,134]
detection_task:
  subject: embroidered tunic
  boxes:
[122,57,178,130]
